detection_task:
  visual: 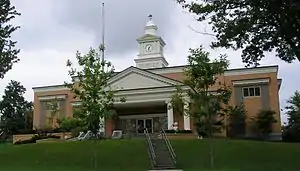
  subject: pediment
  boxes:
[107,66,182,91]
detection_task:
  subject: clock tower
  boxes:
[134,15,168,69]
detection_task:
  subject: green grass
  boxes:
[0,139,299,171]
[0,140,149,171]
[173,139,300,171]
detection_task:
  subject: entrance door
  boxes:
[137,119,145,134]
[145,119,153,133]
[136,119,153,134]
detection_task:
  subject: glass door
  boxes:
[136,119,153,134]
[145,119,153,133]
[137,119,145,134]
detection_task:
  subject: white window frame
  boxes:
[242,86,261,98]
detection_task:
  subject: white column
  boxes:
[183,101,191,130]
[166,100,174,130]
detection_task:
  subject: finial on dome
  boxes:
[145,14,157,35]
[148,14,153,21]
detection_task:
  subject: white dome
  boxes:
[146,20,156,27]
[144,15,158,35]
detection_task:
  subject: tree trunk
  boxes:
[208,132,215,170]
[92,139,98,170]
[93,144,97,170]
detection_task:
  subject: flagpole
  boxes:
[99,2,105,135]
[101,2,105,62]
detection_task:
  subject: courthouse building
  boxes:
[32,17,282,140]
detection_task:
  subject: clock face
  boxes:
[145,44,152,52]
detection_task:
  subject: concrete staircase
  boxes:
[151,137,176,170]
[145,131,179,170]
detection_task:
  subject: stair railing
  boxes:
[145,128,156,166]
[161,128,177,164]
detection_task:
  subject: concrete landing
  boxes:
[149,170,183,171]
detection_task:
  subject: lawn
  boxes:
[0,140,150,171]
[173,139,300,171]
[0,139,299,171]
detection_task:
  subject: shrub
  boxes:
[32,134,60,140]
[282,126,300,142]
[71,127,84,137]
[14,138,36,145]
[15,128,70,135]
[251,110,277,140]
[14,134,61,145]
[164,130,193,134]
[226,103,247,138]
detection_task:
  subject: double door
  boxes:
[136,118,153,134]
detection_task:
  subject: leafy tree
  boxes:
[170,85,185,115]
[0,80,33,134]
[66,45,126,170]
[252,110,277,140]
[170,46,231,169]
[24,102,33,131]
[65,45,125,135]
[177,0,300,66]
[225,103,247,138]
[283,91,300,142]
[0,0,21,78]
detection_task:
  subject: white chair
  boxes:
[112,130,123,139]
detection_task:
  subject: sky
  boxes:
[2,0,300,123]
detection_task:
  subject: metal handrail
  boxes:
[145,128,156,166]
[161,128,176,164]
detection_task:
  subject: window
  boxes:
[243,87,261,97]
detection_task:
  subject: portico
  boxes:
[113,97,191,135]
[108,66,191,135]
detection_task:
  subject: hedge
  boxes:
[14,128,70,135]
[14,135,61,145]
[164,130,193,134]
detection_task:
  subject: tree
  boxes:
[44,99,60,129]
[0,80,33,134]
[225,103,247,138]
[177,0,300,66]
[0,0,21,78]
[170,46,231,169]
[65,45,125,135]
[66,45,127,170]
[283,91,300,142]
[252,110,277,140]
[170,85,185,115]
[24,102,33,131]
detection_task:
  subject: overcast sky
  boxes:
[2,0,300,123]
